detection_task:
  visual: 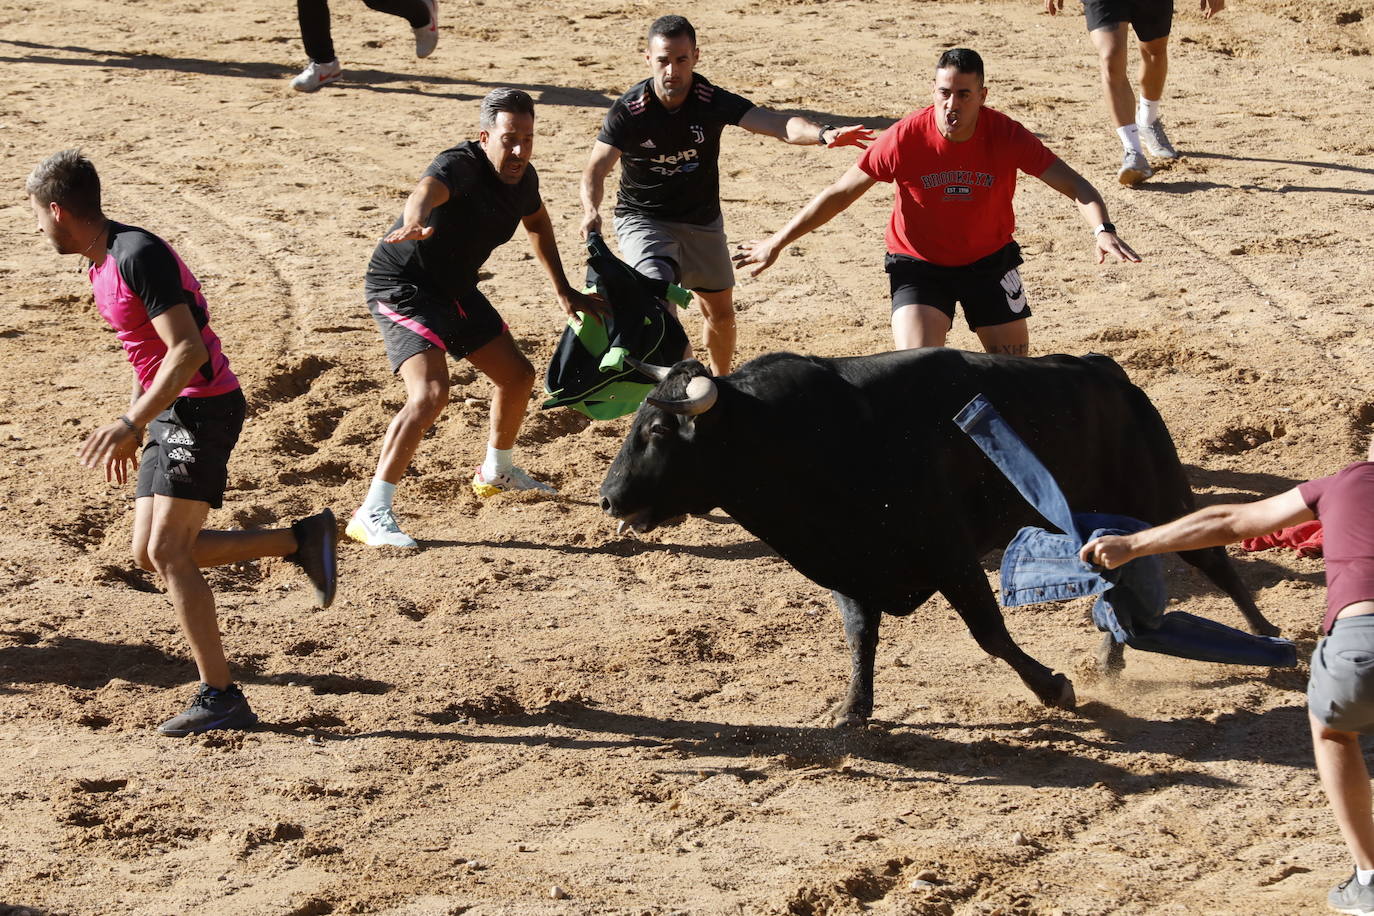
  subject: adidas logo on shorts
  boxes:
[165,427,195,446]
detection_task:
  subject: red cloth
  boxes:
[1241,520,1324,558]
[856,106,1057,266]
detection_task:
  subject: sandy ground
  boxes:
[2,0,1374,912]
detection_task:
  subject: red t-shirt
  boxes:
[1299,462,1374,633]
[857,106,1058,267]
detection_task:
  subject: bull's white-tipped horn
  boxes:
[624,356,672,382]
[647,375,718,416]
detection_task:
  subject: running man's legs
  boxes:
[1090,24,1136,127]
[1311,711,1374,870]
[297,0,337,63]
[132,499,297,571]
[975,319,1030,356]
[891,304,954,350]
[373,346,450,484]
[362,0,430,28]
[136,495,229,689]
[465,330,537,450]
[296,0,430,64]
[1138,35,1169,105]
[693,288,736,376]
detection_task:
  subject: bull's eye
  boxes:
[648,420,674,439]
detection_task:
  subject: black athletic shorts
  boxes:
[886,242,1031,331]
[136,388,246,509]
[366,282,506,372]
[1083,0,1173,42]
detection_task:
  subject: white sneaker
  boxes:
[472,465,557,498]
[414,0,438,58]
[290,59,342,93]
[345,505,418,548]
[1118,148,1153,186]
[1138,118,1179,159]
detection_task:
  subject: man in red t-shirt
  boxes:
[735,48,1139,356]
[1081,443,1374,914]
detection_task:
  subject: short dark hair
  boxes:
[648,15,696,46]
[479,87,535,130]
[936,48,984,83]
[26,148,103,219]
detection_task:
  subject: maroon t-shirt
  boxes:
[1299,462,1374,633]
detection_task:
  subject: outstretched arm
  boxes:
[1037,159,1142,264]
[1080,489,1314,569]
[732,163,877,277]
[738,108,874,148]
[384,176,451,244]
[579,141,621,239]
[523,204,608,320]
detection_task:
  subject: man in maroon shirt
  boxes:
[1082,442,1374,914]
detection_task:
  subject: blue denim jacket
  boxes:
[954,394,1296,668]
[953,394,1164,642]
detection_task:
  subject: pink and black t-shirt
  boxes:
[1299,462,1374,633]
[857,106,1058,267]
[89,222,238,398]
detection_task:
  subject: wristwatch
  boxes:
[1094,222,1117,236]
[819,124,837,146]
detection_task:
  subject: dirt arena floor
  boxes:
[2,0,1373,912]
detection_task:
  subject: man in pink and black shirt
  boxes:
[1082,445,1374,914]
[26,149,337,738]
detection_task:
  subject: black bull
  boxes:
[598,348,1279,725]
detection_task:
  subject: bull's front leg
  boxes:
[939,565,1076,710]
[829,591,880,727]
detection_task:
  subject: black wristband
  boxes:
[119,415,141,435]
[820,124,837,146]
[1094,222,1117,236]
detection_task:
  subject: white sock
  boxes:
[481,446,512,480]
[1117,124,1142,154]
[361,478,396,514]
[1357,867,1374,886]
[1137,97,1161,126]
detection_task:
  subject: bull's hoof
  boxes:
[1250,620,1282,638]
[1036,674,1076,710]
[827,701,870,728]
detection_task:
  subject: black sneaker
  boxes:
[288,508,338,608]
[1330,873,1374,915]
[157,683,258,737]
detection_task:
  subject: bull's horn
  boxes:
[647,375,718,416]
[624,356,672,382]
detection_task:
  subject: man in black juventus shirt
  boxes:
[579,15,872,376]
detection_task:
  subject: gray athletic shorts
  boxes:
[1309,615,1374,733]
[613,212,734,293]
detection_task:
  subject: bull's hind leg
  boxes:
[940,567,1076,710]
[1177,546,1281,636]
[829,591,881,727]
